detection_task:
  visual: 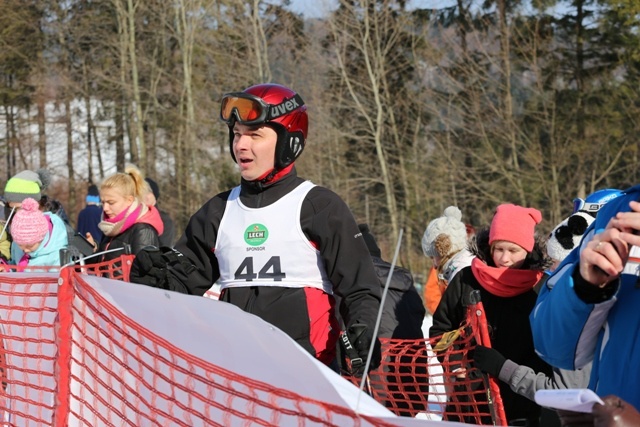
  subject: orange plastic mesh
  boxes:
[0,253,134,282]
[0,258,397,426]
[343,305,507,425]
[68,254,135,282]
[0,256,506,426]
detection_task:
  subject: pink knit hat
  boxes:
[489,204,542,252]
[11,198,49,246]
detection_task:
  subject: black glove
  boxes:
[130,246,169,288]
[471,345,506,378]
[593,395,640,427]
[344,323,381,377]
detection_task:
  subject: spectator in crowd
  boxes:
[130,83,382,372]
[472,211,596,392]
[470,191,624,425]
[3,169,53,262]
[469,210,598,427]
[430,203,553,426]
[85,164,162,262]
[144,178,175,247]
[77,184,104,244]
[3,169,77,232]
[4,198,68,271]
[421,206,474,315]
[530,186,640,411]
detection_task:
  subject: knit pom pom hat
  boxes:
[10,198,49,245]
[547,211,593,262]
[489,204,542,252]
[4,169,51,204]
[86,184,100,204]
[422,206,468,258]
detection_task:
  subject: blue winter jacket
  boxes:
[10,212,69,271]
[530,184,640,408]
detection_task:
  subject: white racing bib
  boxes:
[215,181,332,293]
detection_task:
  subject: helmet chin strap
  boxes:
[253,164,295,186]
[260,168,278,184]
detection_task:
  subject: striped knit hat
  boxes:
[4,170,50,204]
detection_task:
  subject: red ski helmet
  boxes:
[220,83,308,170]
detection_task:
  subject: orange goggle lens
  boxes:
[220,95,266,125]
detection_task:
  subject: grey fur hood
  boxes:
[468,227,553,271]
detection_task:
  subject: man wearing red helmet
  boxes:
[131,83,382,372]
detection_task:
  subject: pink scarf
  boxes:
[98,200,147,237]
[471,257,543,297]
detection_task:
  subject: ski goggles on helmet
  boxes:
[220,92,305,126]
[572,198,606,214]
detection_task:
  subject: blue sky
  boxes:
[287,0,568,19]
[287,0,457,18]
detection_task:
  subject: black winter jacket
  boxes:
[166,167,381,336]
[430,228,553,425]
[372,256,425,339]
[98,223,160,262]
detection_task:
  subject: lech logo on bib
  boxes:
[244,224,269,246]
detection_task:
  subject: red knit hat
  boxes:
[489,204,542,252]
[11,198,49,246]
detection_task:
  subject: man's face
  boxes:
[232,123,277,181]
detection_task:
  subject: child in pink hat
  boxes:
[430,203,554,425]
[7,198,68,271]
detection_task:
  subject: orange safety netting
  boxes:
[0,258,400,427]
[343,294,507,425]
[0,256,506,426]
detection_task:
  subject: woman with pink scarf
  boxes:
[429,204,554,427]
[86,165,163,263]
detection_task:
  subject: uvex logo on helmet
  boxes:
[269,98,301,119]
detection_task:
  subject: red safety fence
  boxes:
[0,255,505,426]
[0,258,401,427]
[343,291,507,425]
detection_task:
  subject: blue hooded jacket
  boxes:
[531,184,640,408]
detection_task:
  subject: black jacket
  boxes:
[430,228,553,425]
[167,167,381,333]
[158,210,175,247]
[98,223,160,262]
[372,256,425,339]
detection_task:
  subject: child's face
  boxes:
[19,241,41,254]
[491,240,528,269]
[101,188,135,219]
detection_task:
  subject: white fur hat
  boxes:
[547,211,594,262]
[422,206,468,258]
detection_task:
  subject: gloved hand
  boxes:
[471,345,506,378]
[345,323,381,377]
[130,246,170,288]
[593,395,640,427]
